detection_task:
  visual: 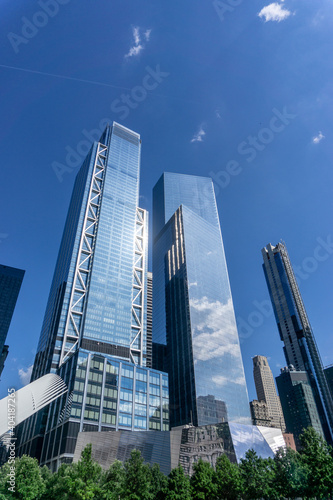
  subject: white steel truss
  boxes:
[59,143,108,366]
[130,208,147,365]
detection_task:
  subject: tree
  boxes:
[239,449,275,500]
[41,463,71,500]
[102,460,125,500]
[214,455,241,500]
[122,449,152,500]
[64,443,104,499]
[299,427,333,499]
[149,463,168,500]
[165,465,191,500]
[0,455,46,500]
[273,447,308,499]
[190,459,216,500]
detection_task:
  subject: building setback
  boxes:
[252,355,286,431]
[17,123,169,470]
[0,264,25,377]
[152,172,251,428]
[262,242,333,444]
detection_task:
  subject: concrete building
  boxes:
[253,355,286,431]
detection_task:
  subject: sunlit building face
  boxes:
[152,173,251,428]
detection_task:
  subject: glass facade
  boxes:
[276,367,324,449]
[153,173,251,428]
[0,264,25,377]
[41,349,168,469]
[262,243,333,444]
[17,123,169,466]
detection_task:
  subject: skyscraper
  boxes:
[252,355,285,431]
[324,366,333,398]
[152,173,251,428]
[17,123,169,469]
[276,366,324,449]
[262,242,333,443]
[0,264,25,377]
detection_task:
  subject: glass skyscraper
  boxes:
[262,242,333,444]
[17,123,169,469]
[0,264,25,377]
[152,173,251,428]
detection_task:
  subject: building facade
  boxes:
[73,421,284,476]
[276,366,324,449]
[324,365,333,398]
[0,264,25,377]
[152,173,251,428]
[262,242,333,443]
[17,123,169,468]
[253,355,285,431]
[250,400,272,427]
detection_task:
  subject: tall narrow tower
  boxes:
[262,242,333,443]
[152,173,251,428]
[17,123,169,469]
[252,355,286,431]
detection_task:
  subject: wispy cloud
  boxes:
[190,297,241,361]
[312,131,325,144]
[215,109,221,119]
[258,3,292,22]
[191,125,206,143]
[144,29,152,41]
[125,26,152,59]
[18,365,33,386]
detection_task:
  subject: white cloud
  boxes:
[312,131,325,144]
[133,27,140,45]
[18,365,33,386]
[258,3,291,22]
[212,374,246,387]
[190,297,241,361]
[125,26,152,59]
[144,29,152,41]
[215,109,221,119]
[191,126,206,143]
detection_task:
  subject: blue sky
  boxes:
[0,0,332,401]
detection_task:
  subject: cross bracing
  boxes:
[59,143,107,366]
[130,208,147,365]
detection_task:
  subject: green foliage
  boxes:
[101,460,125,500]
[2,433,333,500]
[273,446,308,499]
[165,465,191,500]
[190,459,216,500]
[122,449,153,500]
[299,427,333,499]
[41,463,72,500]
[239,449,275,500]
[149,463,168,500]
[214,454,241,500]
[66,444,104,499]
[0,460,14,498]
[0,455,46,500]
